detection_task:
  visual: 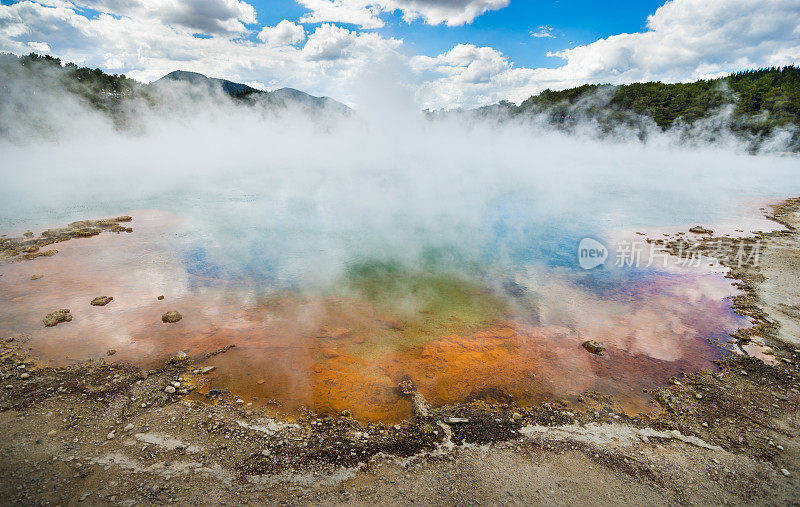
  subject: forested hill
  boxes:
[0,52,348,115]
[0,52,139,114]
[518,66,800,127]
[477,66,800,150]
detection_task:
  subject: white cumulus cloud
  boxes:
[298,0,385,28]
[297,0,508,28]
[257,20,305,46]
[300,22,401,63]
[547,0,800,86]
[81,0,258,34]
[26,40,51,52]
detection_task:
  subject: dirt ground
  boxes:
[1,200,800,505]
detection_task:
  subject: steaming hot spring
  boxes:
[1,107,799,423]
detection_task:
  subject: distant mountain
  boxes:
[154,70,349,113]
[156,70,258,96]
[0,52,350,124]
[267,87,344,111]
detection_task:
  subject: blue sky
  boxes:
[0,0,798,108]
[252,0,667,68]
[327,1,667,68]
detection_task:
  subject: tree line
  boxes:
[503,66,800,149]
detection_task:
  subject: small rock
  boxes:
[341,409,351,417]
[162,311,182,323]
[445,417,469,424]
[19,372,30,379]
[512,412,522,420]
[157,295,165,300]
[47,430,57,436]
[689,226,713,234]
[398,379,416,395]
[257,379,265,385]
[582,340,606,356]
[106,349,117,356]
[43,309,72,327]
[164,386,176,394]
[123,424,135,431]
[106,431,115,440]
[30,274,43,280]
[696,393,703,399]
[236,398,244,404]
[201,366,216,374]
[205,344,236,357]
[171,381,181,388]
[90,296,113,306]
[701,422,709,428]
[781,468,791,477]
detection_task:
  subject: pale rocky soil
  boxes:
[2,201,800,505]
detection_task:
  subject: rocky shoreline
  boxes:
[0,216,133,262]
[1,202,800,504]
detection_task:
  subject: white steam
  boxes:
[1,72,799,290]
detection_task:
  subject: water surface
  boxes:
[0,208,753,421]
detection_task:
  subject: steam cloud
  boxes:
[1,63,799,292]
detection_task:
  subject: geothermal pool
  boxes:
[0,205,774,422]
[2,108,799,422]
